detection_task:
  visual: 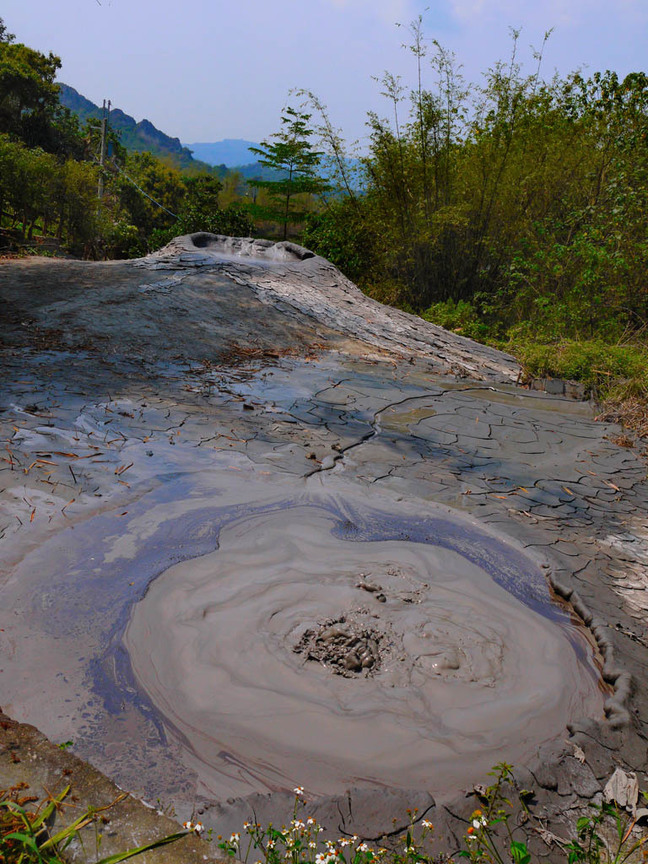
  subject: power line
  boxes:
[94,98,178,219]
[97,99,111,199]
[110,161,179,219]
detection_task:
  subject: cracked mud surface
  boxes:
[1,235,648,859]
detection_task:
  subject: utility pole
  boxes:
[97,99,111,199]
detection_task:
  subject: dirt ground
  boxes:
[1,235,647,862]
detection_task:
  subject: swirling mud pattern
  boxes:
[124,492,604,800]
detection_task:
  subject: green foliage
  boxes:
[301,25,648,357]
[0,133,101,249]
[421,299,491,342]
[565,801,648,864]
[302,198,374,283]
[0,39,61,146]
[147,172,253,251]
[0,784,192,863]
[113,151,184,235]
[510,340,648,399]
[0,17,15,43]
[248,107,329,239]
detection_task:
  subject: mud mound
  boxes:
[294,616,386,676]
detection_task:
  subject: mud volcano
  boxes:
[2,237,647,858]
[124,493,603,800]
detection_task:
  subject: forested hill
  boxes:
[58,83,215,174]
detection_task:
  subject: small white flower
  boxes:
[309,841,317,849]
[307,817,316,826]
[268,840,276,849]
[472,817,486,829]
[294,786,305,796]
[422,820,433,829]
[292,819,305,830]
[183,821,194,831]
[194,822,204,834]
[405,846,416,854]
[467,834,477,842]
[357,843,370,852]
[229,832,240,844]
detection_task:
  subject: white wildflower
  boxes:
[229,832,240,844]
[357,842,370,852]
[422,820,433,829]
[294,786,305,796]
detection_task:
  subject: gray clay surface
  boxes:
[1,234,647,860]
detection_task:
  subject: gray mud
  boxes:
[123,494,603,800]
[1,236,647,856]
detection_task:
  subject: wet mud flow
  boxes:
[1,237,648,847]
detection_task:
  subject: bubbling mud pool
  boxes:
[124,494,604,800]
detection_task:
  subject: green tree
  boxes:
[248,106,328,239]
[0,39,61,147]
[0,17,14,44]
[114,151,184,236]
[148,173,253,250]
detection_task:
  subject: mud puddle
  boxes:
[0,459,604,810]
[0,346,611,822]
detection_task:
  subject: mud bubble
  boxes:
[293,614,386,676]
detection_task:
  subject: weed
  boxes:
[0,783,192,863]
[221,766,648,864]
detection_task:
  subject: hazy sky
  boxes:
[3,0,646,148]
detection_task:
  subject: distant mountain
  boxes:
[185,139,260,168]
[58,84,216,174]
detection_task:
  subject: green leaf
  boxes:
[94,830,188,863]
[3,830,40,851]
[510,840,531,864]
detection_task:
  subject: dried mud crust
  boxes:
[142,233,521,381]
